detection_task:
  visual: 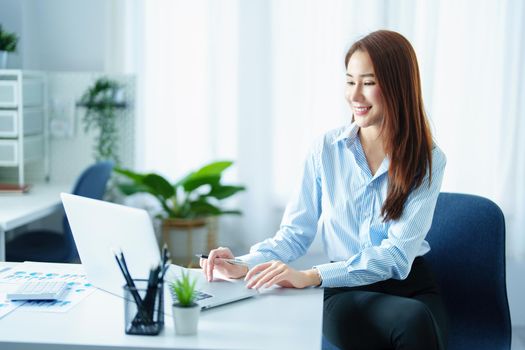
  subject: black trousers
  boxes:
[323,257,448,350]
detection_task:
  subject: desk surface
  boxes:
[0,183,69,231]
[0,263,323,350]
[0,183,70,261]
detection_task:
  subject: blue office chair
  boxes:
[322,192,511,350]
[425,192,511,350]
[6,161,114,263]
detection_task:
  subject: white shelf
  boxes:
[0,70,49,186]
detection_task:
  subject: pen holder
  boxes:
[123,279,164,335]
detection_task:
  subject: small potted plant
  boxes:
[0,24,19,69]
[171,270,200,335]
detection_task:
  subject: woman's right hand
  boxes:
[200,247,248,282]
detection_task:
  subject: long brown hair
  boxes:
[345,30,433,222]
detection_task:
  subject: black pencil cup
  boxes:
[123,279,164,335]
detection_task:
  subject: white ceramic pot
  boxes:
[172,303,201,335]
[0,51,7,69]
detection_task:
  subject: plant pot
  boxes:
[172,302,201,335]
[162,217,218,266]
[0,51,7,69]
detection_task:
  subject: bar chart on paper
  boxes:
[0,262,95,314]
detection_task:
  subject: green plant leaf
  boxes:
[143,174,175,199]
[176,160,233,192]
[182,174,221,192]
[78,77,124,163]
[117,183,151,196]
[188,201,222,216]
[207,185,246,200]
[114,160,245,219]
[171,270,196,306]
[0,25,18,52]
[114,167,146,183]
[193,161,233,177]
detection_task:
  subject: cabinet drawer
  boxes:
[0,111,18,137]
[0,110,44,137]
[0,140,18,165]
[0,81,18,108]
[0,136,44,166]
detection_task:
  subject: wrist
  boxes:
[304,268,322,287]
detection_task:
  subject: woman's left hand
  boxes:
[244,260,321,289]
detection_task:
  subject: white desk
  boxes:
[0,262,324,350]
[0,183,70,261]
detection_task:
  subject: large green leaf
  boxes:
[116,183,150,196]
[114,167,146,183]
[207,185,246,200]
[193,161,232,177]
[182,175,221,192]
[143,174,175,199]
[176,161,233,192]
[188,200,222,216]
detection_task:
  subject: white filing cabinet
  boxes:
[0,70,48,186]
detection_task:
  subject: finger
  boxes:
[251,263,285,288]
[246,262,282,288]
[250,265,286,289]
[206,247,232,281]
[264,271,287,288]
[207,249,219,281]
[245,262,272,281]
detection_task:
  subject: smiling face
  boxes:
[345,50,385,131]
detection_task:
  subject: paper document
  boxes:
[0,262,95,313]
[0,267,22,319]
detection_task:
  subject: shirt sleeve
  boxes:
[236,140,323,269]
[314,148,447,288]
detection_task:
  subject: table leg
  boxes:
[0,229,5,261]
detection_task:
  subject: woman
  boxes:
[201,30,448,350]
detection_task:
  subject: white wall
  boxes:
[0,0,23,68]
[0,0,110,71]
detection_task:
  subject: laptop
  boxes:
[61,193,257,310]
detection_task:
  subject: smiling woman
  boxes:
[202,29,448,350]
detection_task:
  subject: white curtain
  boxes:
[123,0,525,259]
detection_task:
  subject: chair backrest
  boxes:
[425,192,511,350]
[63,161,114,261]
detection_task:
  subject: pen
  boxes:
[196,254,249,267]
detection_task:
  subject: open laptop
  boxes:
[61,193,257,310]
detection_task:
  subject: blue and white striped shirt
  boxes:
[238,122,446,288]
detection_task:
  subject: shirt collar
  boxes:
[331,122,360,146]
[332,122,391,180]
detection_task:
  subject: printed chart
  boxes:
[0,262,95,315]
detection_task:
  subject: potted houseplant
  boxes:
[171,270,200,335]
[114,160,246,263]
[77,77,126,163]
[0,24,19,69]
